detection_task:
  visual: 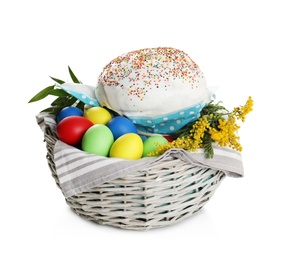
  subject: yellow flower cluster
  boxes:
[233,96,254,122]
[150,96,253,158]
[191,115,211,143]
[209,116,242,151]
[150,115,211,156]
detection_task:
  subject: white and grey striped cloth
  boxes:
[37,114,244,198]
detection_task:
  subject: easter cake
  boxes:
[96,47,215,134]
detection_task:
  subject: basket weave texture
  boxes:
[43,118,225,231]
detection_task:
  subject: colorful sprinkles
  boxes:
[99,47,204,101]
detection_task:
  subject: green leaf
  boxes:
[48,89,68,97]
[200,100,228,116]
[76,101,85,111]
[50,76,65,84]
[51,96,70,106]
[51,95,78,108]
[68,66,81,83]
[203,133,214,159]
[28,85,55,103]
[66,96,78,106]
[40,106,63,115]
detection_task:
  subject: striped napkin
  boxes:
[37,114,244,198]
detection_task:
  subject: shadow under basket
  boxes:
[44,126,226,231]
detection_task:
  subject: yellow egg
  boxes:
[84,107,112,125]
[109,133,143,160]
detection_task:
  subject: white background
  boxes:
[1,0,284,259]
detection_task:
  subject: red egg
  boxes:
[163,136,174,142]
[56,116,93,146]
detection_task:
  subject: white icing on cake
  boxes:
[96,47,214,134]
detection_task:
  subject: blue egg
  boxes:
[107,116,138,139]
[57,106,83,123]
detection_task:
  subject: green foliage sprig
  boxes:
[28,66,84,115]
[149,97,253,158]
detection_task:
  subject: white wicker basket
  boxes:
[42,115,226,230]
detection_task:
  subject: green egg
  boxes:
[82,124,114,156]
[143,135,169,157]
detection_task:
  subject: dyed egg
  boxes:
[84,107,112,125]
[56,116,93,146]
[163,135,174,142]
[82,124,114,156]
[107,116,138,140]
[143,135,169,157]
[56,106,83,123]
[109,133,143,159]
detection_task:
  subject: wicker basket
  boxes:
[43,117,226,231]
